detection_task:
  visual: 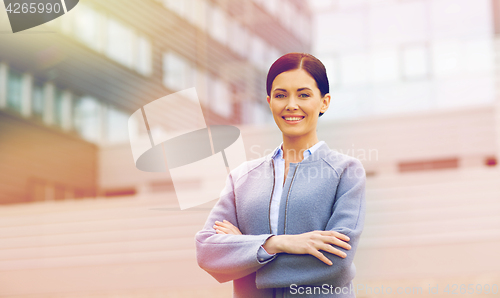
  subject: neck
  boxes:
[281,133,319,162]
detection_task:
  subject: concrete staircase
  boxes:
[1,168,499,297]
[0,193,231,297]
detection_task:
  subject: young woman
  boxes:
[195,53,366,298]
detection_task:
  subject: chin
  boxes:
[281,129,307,138]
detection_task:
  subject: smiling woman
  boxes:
[195,53,366,298]
[267,67,329,152]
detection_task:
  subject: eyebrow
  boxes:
[272,87,313,93]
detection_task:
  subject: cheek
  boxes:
[305,102,319,113]
[271,102,284,113]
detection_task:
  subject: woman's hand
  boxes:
[262,231,351,266]
[213,221,350,266]
[213,220,242,235]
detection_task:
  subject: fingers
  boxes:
[318,230,350,242]
[307,231,351,262]
[213,220,242,235]
[321,243,347,259]
[309,249,333,266]
[315,231,351,250]
[215,220,234,228]
[325,236,351,251]
[213,224,230,234]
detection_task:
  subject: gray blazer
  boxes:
[195,142,366,297]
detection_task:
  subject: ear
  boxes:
[320,93,331,114]
[266,95,271,106]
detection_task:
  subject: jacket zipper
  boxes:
[268,159,275,234]
[283,164,299,235]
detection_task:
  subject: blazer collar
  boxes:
[265,142,331,163]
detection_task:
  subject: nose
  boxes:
[285,95,299,111]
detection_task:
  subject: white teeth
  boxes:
[284,117,303,121]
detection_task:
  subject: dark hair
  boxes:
[266,53,329,117]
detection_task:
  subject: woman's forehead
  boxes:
[272,69,318,91]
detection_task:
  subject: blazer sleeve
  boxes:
[195,172,275,283]
[255,158,366,289]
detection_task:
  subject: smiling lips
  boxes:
[282,115,305,124]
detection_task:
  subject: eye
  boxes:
[274,94,286,98]
[299,93,311,98]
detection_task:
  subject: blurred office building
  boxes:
[310,0,500,296]
[0,1,312,297]
[1,0,500,297]
[0,0,311,204]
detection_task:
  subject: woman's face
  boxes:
[267,68,330,140]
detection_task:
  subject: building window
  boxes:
[106,105,130,144]
[193,0,207,30]
[54,88,64,127]
[51,88,72,130]
[106,19,134,68]
[136,36,153,76]
[267,47,280,71]
[162,0,194,18]
[252,101,271,125]
[402,44,429,80]
[339,53,369,86]
[229,20,248,58]
[0,63,6,108]
[250,35,266,70]
[209,75,232,118]
[320,56,339,88]
[227,17,238,54]
[52,3,152,77]
[184,0,196,23]
[194,68,208,105]
[73,4,101,51]
[7,68,23,113]
[208,3,227,45]
[163,51,193,90]
[32,81,44,120]
[73,96,103,143]
[432,40,461,78]
[370,48,399,84]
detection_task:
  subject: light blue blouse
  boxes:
[257,140,326,262]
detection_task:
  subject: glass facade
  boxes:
[154,0,297,120]
[0,0,312,209]
[0,61,131,145]
[2,0,310,146]
[314,0,495,119]
[47,3,153,76]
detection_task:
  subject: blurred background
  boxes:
[0,0,499,297]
